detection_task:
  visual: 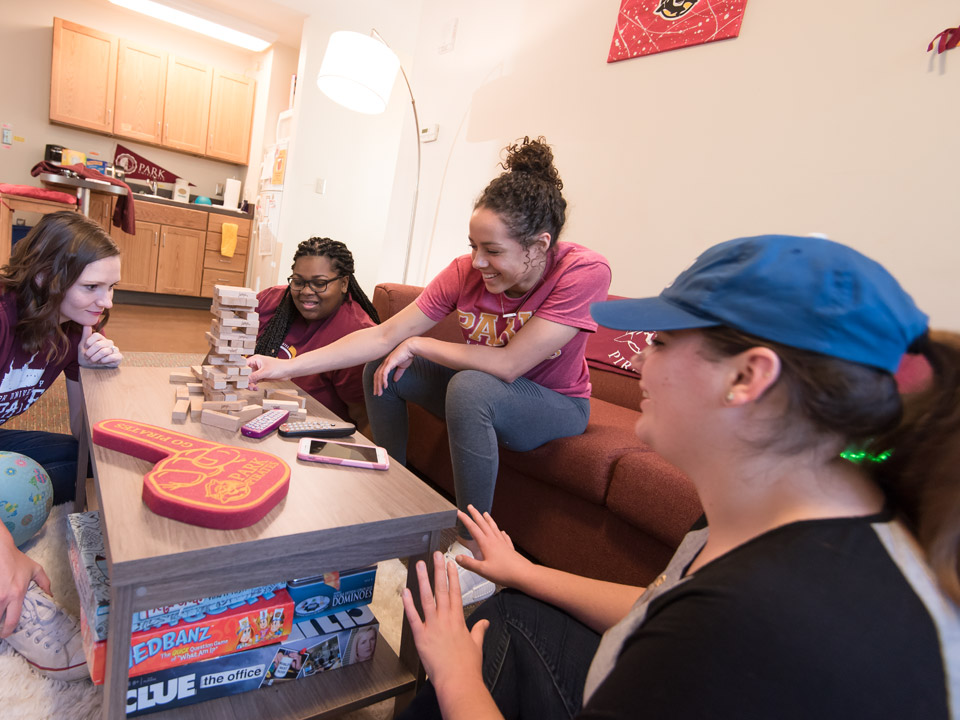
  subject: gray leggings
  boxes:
[362,356,590,536]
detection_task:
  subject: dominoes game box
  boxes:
[286,566,377,622]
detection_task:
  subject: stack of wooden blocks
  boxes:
[169,285,308,432]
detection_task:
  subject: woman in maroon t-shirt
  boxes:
[0,211,122,678]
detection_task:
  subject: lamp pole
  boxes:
[371,29,420,285]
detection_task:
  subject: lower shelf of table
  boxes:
[139,638,414,719]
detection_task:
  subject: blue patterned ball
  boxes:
[0,452,53,547]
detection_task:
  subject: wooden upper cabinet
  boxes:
[50,18,118,133]
[206,69,256,164]
[114,40,167,144]
[162,56,212,155]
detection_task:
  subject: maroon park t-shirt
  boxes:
[256,287,376,423]
[0,291,81,425]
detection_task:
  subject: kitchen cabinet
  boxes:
[201,213,252,296]
[87,192,113,233]
[162,56,213,155]
[50,18,117,133]
[112,200,206,297]
[114,40,167,145]
[206,69,257,164]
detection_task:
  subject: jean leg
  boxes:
[0,428,78,505]
[397,590,600,720]
[444,371,590,534]
[363,357,456,465]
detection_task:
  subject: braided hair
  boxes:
[254,237,380,357]
[475,136,566,249]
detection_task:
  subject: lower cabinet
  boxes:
[113,220,160,292]
[156,225,205,295]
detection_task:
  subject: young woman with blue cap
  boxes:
[397,234,960,719]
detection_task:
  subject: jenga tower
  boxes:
[203,285,258,401]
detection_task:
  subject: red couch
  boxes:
[372,283,702,585]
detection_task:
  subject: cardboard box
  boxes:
[81,590,294,684]
[67,511,285,641]
[263,604,379,685]
[286,566,377,622]
[125,643,278,717]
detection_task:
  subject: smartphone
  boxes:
[296,438,389,470]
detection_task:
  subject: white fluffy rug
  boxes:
[0,503,408,720]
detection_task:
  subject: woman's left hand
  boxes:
[371,338,419,395]
[402,551,494,711]
[78,326,123,368]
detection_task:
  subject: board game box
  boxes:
[285,566,377,622]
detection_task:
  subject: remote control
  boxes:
[278,419,357,439]
[241,409,290,439]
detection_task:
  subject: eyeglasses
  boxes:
[287,275,343,294]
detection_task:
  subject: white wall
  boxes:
[0,0,297,201]
[286,0,959,329]
[274,0,422,294]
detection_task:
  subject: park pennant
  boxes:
[92,419,290,529]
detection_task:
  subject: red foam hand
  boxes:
[92,419,290,529]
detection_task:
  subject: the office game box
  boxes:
[263,604,379,684]
[125,643,278,717]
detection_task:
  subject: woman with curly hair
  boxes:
[254,237,380,431]
[0,210,122,678]
[250,137,612,603]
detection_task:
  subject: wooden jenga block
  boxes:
[239,366,252,376]
[186,382,204,395]
[189,397,204,421]
[234,405,263,423]
[191,365,204,379]
[175,385,190,400]
[202,400,245,412]
[169,370,194,384]
[172,398,190,423]
[261,399,300,414]
[289,408,308,421]
[235,376,250,389]
[200,409,242,432]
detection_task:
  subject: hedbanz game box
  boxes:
[80,589,293,684]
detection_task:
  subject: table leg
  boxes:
[78,188,90,216]
[392,529,444,717]
[103,583,135,720]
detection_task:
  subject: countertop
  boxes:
[130,192,254,219]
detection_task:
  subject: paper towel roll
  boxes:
[223,178,241,210]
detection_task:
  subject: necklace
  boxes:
[499,266,545,318]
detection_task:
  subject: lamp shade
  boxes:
[317,31,401,114]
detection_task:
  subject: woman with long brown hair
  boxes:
[0,210,122,679]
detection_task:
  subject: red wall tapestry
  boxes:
[608,0,748,62]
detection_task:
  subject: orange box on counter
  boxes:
[80,589,293,685]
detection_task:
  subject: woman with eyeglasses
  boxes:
[250,136,611,604]
[253,237,380,431]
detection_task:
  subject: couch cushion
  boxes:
[372,283,462,343]
[500,398,645,505]
[607,450,701,549]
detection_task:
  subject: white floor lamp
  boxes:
[317,29,420,284]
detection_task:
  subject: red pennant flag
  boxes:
[113,144,186,184]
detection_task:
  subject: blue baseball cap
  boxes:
[590,235,928,373]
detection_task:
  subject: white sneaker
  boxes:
[1,583,88,681]
[446,541,496,606]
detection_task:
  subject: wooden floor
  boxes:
[106,301,212,353]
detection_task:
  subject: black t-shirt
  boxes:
[580,512,957,719]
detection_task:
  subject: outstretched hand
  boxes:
[0,534,51,638]
[371,338,418,395]
[78,326,122,368]
[402,551,489,701]
[246,354,290,388]
[453,505,534,591]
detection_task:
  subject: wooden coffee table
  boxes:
[77,366,456,720]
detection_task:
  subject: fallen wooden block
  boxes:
[175,386,190,400]
[169,371,194,384]
[172,398,190,423]
[200,409,242,432]
[189,397,204,421]
[261,399,300,414]
[235,405,263,423]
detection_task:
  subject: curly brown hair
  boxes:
[0,211,119,363]
[475,136,566,249]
